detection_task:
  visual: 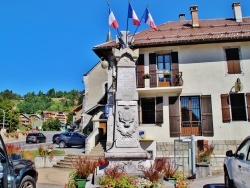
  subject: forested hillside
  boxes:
[0,89,84,131]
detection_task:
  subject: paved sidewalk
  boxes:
[37,167,225,188]
[37,167,72,186]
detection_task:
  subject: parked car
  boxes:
[224,136,250,188]
[0,135,38,187]
[52,133,60,143]
[26,132,46,143]
[56,132,87,148]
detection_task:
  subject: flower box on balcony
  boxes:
[158,78,170,87]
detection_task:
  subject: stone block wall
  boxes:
[156,139,242,174]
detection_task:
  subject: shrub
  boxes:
[143,157,166,184]
[163,157,179,178]
[198,144,214,163]
[5,144,21,156]
[38,145,55,159]
[143,73,151,79]
[73,156,98,179]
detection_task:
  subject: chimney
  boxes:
[190,5,199,27]
[179,14,185,22]
[232,2,242,22]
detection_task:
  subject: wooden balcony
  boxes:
[137,72,183,95]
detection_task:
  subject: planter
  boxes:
[158,79,170,87]
[164,177,176,185]
[196,163,212,178]
[76,179,86,188]
[35,155,65,168]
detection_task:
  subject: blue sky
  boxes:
[0,0,249,96]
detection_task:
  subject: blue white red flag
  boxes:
[109,8,119,29]
[143,8,157,30]
[128,3,140,26]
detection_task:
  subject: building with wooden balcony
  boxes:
[83,3,250,153]
[42,111,68,125]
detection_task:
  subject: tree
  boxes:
[0,99,19,132]
[43,118,61,131]
[47,88,56,98]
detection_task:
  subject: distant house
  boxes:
[29,114,43,130]
[42,111,68,125]
[72,104,83,128]
[19,113,30,127]
[19,113,43,130]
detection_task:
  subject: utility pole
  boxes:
[0,109,5,135]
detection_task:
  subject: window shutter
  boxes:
[225,48,241,74]
[246,93,250,122]
[149,53,157,87]
[137,54,145,88]
[169,96,180,137]
[171,52,179,86]
[221,94,231,122]
[156,97,163,123]
[201,95,214,136]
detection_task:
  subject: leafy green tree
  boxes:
[18,96,54,114]
[66,112,74,126]
[0,99,19,132]
[47,88,56,98]
[55,91,64,98]
[0,90,21,100]
[43,118,61,131]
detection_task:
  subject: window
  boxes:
[225,48,241,74]
[180,96,201,134]
[221,93,248,122]
[139,97,163,124]
[169,95,213,137]
[230,93,247,121]
[157,54,171,82]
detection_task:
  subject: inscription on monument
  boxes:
[116,139,138,148]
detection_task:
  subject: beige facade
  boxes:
[83,3,250,158]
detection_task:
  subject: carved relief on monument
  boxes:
[116,105,137,138]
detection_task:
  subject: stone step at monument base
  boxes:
[53,141,106,169]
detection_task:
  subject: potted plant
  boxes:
[143,157,166,187]
[73,156,98,188]
[143,73,151,79]
[198,144,214,163]
[164,71,171,78]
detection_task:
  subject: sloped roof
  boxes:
[93,17,250,54]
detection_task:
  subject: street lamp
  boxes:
[0,109,5,134]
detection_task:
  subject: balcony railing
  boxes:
[137,72,183,88]
[181,121,201,136]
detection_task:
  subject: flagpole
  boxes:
[107,0,124,46]
[126,0,130,47]
[129,4,149,44]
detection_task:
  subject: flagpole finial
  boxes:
[107,0,110,6]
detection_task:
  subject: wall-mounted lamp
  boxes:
[100,57,109,69]
[234,78,243,93]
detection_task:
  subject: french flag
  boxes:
[128,3,140,26]
[109,8,119,29]
[143,8,157,31]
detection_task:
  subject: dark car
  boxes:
[0,135,38,188]
[56,132,87,148]
[52,133,60,143]
[26,132,46,143]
